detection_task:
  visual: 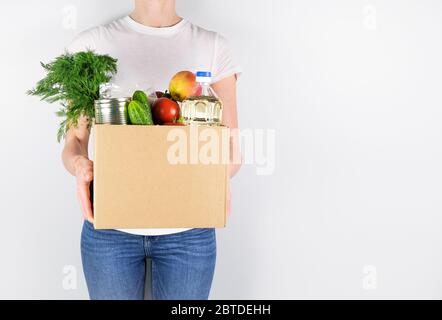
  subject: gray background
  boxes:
[1,0,442,299]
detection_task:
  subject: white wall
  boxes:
[1,0,442,299]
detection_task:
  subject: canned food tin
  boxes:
[94,98,130,125]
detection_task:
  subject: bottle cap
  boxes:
[196,71,211,77]
[196,71,212,83]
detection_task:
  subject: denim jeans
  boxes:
[81,221,216,300]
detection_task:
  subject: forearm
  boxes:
[212,75,240,178]
[229,131,241,178]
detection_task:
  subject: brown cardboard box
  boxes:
[93,124,230,229]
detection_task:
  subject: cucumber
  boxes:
[128,100,153,125]
[132,90,149,106]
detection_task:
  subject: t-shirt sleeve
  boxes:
[65,28,98,53]
[212,34,242,83]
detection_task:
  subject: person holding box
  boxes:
[61,0,241,300]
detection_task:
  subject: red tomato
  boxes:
[152,97,180,124]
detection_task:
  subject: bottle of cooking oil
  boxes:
[181,71,223,126]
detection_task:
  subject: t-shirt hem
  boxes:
[117,228,193,236]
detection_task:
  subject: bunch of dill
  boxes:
[28,50,117,142]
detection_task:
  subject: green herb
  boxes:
[27,50,118,142]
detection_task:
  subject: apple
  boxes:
[169,71,201,102]
[152,97,180,124]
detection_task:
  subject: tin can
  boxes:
[94,98,130,125]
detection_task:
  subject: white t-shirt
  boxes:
[67,16,241,236]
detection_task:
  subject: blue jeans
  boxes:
[81,221,216,300]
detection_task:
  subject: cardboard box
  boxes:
[93,124,230,229]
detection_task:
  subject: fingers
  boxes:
[80,161,93,183]
[74,156,94,223]
[74,156,93,182]
[77,180,94,224]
